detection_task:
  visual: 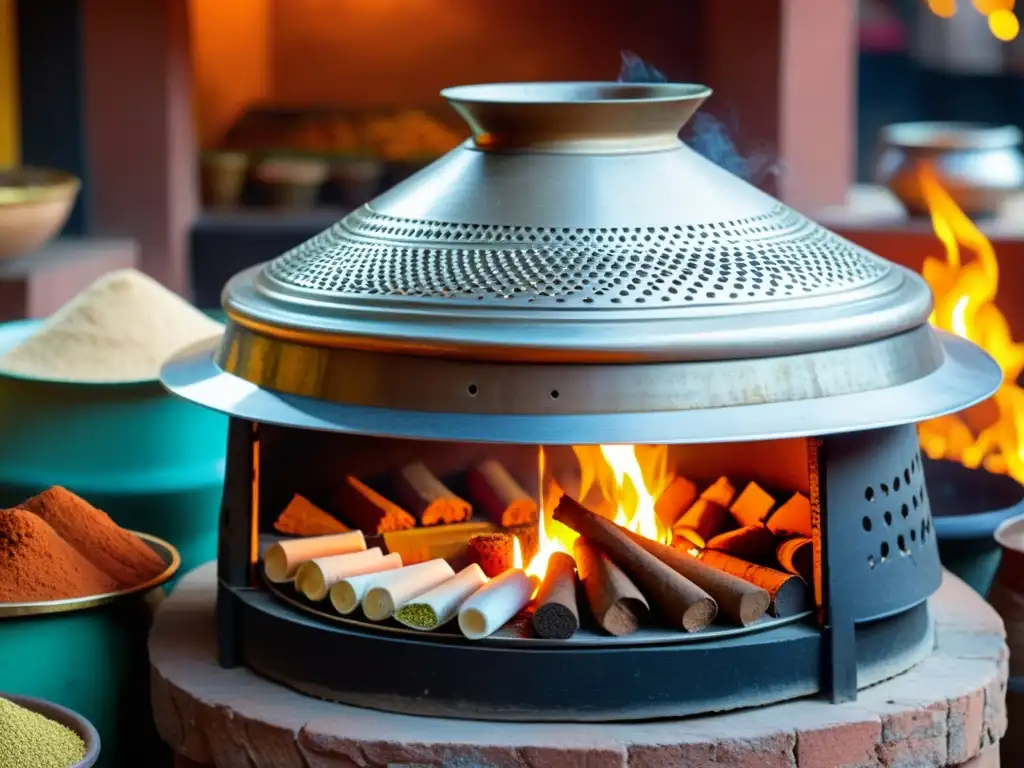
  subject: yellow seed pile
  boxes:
[0,697,86,768]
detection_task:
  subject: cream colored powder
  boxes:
[0,269,224,382]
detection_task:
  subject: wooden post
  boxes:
[81,0,196,295]
[699,0,857,211]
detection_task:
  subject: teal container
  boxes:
[0,320,227,578]
[0,537,180,768]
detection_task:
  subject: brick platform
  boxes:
[150,564,1008,768]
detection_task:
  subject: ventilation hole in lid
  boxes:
[549,390,560,400]
[862,516,872,532]
[467,383,478,396]
[904,468,911,484]
[911,528,917,542]
[897,534,907,554]
[884,511,893,526]
[263,206,890,305]
[901,503,909,519]
[880,541,890,560]
[865,487,875,502]
[881,483,890,495]
[893,477,901,491]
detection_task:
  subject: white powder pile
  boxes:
[0,269,224,382]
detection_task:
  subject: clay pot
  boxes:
[253,156,329,209]
[0,167,80,259]
[200,151,249,209]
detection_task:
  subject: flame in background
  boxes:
[917,166,1024,480]
[928,0,1020,41]
[525,445,673,580]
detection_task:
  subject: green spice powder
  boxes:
[0,697,86,768]
[396,603,439,629]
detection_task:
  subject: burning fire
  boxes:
[927,0,1020,41]
[917,165,1024,480]
[525,444,673,579]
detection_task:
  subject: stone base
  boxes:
[150,565,1008,768]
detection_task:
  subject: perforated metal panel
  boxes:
[263,204,890,308]
[822,425,942,622]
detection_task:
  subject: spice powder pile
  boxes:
[0,268,223,382]
[0,697,86,768]
[21,486,165,588]
[0,509,119,602]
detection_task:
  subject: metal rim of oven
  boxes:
[261,574,813,649]
[224,582,935,722]
[160,330,1000,444]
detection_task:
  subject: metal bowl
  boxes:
[0,531,180,618]
[2,693,101,767]
[874,122,1024,217]
[0,167,80,259]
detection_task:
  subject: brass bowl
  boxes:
[0,167,80,259]
[0,531,180,618]
[874,122,1024,218]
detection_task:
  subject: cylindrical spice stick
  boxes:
[263,531,367,583]
[619,528,770,627]
[467,533,516,578]
[395,564,488,631]
[330,559,447,615]
[458,568,536,640]
[700,549,807,618]
[553,496,718,631]
[333,476,416,534]
[531,551,580,640]
[654,475,698,529]
[574,537,650,636]
[673,499,733,549]
[294,549,399,601]
[393,461,472,526]
[706,525,778,560]
[776,537,814,583]
[362,559,456,621]
[466,459,539,527]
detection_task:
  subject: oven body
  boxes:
[214,418,939,721]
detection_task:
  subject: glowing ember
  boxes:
[917,166,1024,480]
[525,445,673,579]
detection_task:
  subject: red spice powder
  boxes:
[20,486,165,589]
[0,509,120,601]
[274,493,350,536]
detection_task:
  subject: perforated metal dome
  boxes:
[264,205,889,309]
[161,82,1001,443]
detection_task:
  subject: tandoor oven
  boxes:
[161,81,1001,721]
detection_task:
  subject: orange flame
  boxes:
[929,0,1020,41]
[525,444,673,579]
[917,166,1024,480]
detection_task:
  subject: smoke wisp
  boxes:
[617,51,781,185]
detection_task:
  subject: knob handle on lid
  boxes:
[442,82,712,154]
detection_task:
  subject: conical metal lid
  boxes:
[163,82,1001,444]
[224,82,930,363]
